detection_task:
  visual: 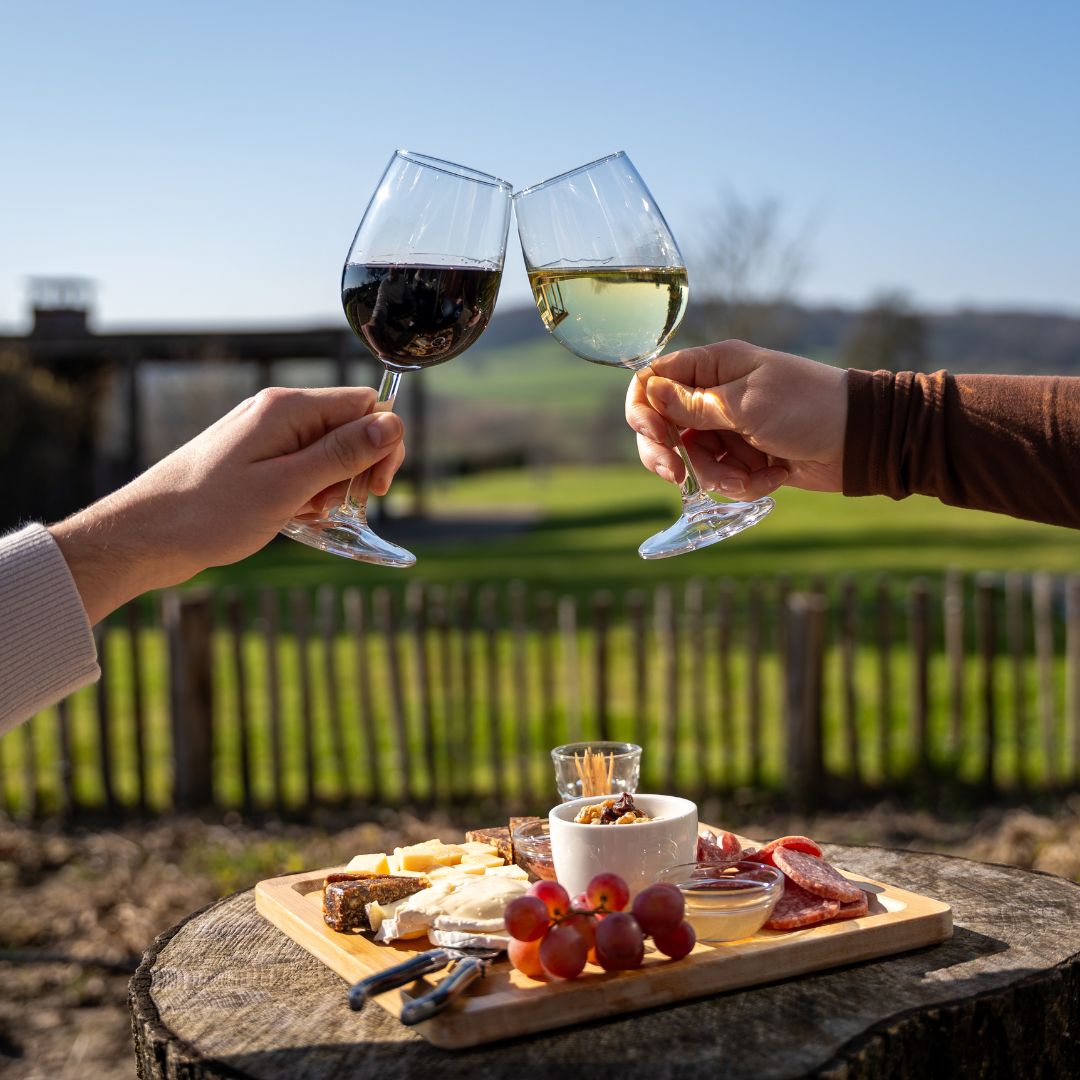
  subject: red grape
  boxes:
[571,892,591,912]
[586,872,630,912]
[631,883,685,937]
[593,911,645,971]
[539,924,588,979]
[561,911,597,952]
[529,879,571,920]
[652,920,696,959]
[504,896,550,942]
[508,936,545,977]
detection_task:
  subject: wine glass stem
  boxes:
[341,366,402,520]
[634,367,705,503]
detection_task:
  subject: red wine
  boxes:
[341,263,502,372]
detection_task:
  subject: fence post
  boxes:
[558,595,581,743]
[944,569,965,762]
[1067,575,1080,783]
[407,581,437,806]
[839,575,861,786]
[909,578,931,783]
[685,579,708,795]
[226,591,253,815]
[593,591,613,744]
[875,575,894,787]
[715,579,735,790]
[627,590,649,754]
[784,592,826,809]
[344,588,382,806]
[317,585,348,802]
[93,623,117,813]
[510,581,533,808]
[259,589,285,813]
[1005,572,1029,789]
[126,602,149,813]
[747,580,764,789]
[165,590,215,811]
[655,585,679,793]
[479,586,504,806]
[375,587,413,805]
[1032,573,1057,785]
[975,574,998,795]
[289,589,317,807]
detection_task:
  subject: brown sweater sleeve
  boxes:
[843,369,1080,529]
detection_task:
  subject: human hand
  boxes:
[50,386,405,624]
[625,340,848,500]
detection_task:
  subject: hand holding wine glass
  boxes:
[626,340,848,499]
[514,152,775,559]
[281,151,512,567]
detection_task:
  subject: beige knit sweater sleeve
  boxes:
[0,523,100,735]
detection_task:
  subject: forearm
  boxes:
[48,487,181,626]
[843,369,1080,528]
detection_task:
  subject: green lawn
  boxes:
[191,463,1078,597]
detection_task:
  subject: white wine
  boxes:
[527,266,689,368]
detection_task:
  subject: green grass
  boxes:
[190,463,1079,597]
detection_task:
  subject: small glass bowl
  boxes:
[656,860,785,942]
[512,819,557,880]
[551,741,641,802]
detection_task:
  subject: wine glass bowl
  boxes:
[514,152,774,559]
[280,151,512,566]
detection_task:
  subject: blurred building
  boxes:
[0,278,429,529]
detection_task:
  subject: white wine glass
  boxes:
[281,151,512,566]
[513,151,773,559]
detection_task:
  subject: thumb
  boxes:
[644,377,741,432]
[285,411,404,492]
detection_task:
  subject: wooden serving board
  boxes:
[255,856,952,1050]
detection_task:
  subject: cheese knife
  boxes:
[347,946,502,1012]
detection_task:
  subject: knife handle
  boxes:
[399,955,485,1026]
[348,949,451,1010]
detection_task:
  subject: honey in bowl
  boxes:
[656,860,784,942]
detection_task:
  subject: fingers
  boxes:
[643,376,747,432]
[647,339,762,386]
[636,427,790,500]
[284,410,404,493]
[368,440,406,496]
[241,386,381,458]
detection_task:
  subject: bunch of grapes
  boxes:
[503,872,696,980]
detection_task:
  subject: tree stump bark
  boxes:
[130,846,1080,1079]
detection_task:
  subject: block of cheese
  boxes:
[344,852,390,877]
[484,863,529,880]
[427,863,486,879]
[461,851,506,869]
[459,840,501,857]
[393,842,466,871]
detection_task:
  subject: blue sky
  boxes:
[1,0,1077,330]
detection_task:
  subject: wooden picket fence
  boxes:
[3,571,1080,819]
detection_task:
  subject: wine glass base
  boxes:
[280,511,417,568]
[638,496,775,560]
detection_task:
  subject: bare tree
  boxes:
[687,190,815,347]
[841,290,928,373]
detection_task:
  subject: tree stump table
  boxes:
[129,845,1080,1079]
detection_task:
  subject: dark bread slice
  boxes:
[322,874,426,933]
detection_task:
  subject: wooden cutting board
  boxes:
[255,855,952,1050]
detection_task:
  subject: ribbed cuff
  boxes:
[0,523,100,735]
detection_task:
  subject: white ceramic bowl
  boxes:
[548,794,699,899]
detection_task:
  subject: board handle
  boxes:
[347,948,451,1010]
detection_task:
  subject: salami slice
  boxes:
[773,846,863,904]
[745,835,823,866]
[764,880,840,930]
[833,890,870,921]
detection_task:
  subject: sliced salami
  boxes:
[764,880,840,930]
[773,846,863,904]
[833,890,870,921]
[745,835,823,866]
